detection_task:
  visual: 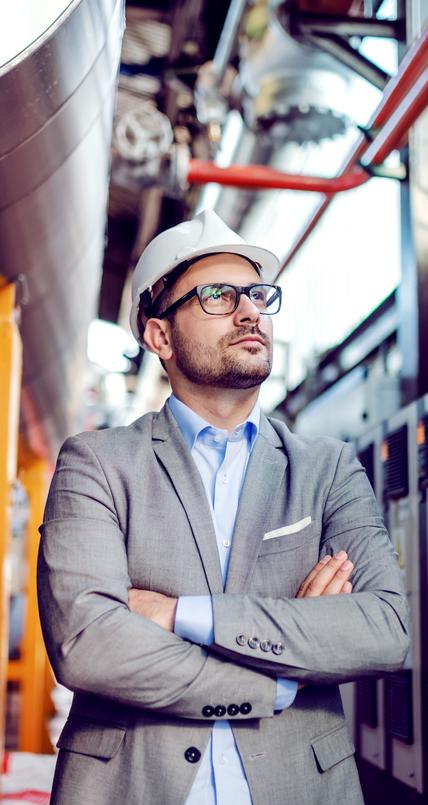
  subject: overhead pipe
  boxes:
[187,160,369,193]
[187,66,427,192]
[186,24,428,277]
[187,31,428,195]
[276,23,428,279]
[360,67,428,167]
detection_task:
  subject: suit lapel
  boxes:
[225,415,288,593]
[152,405,223,594]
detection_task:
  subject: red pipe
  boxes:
[277,25,428,278]
[361,67,428,167]
[187,160,369,193]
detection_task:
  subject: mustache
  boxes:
[225,326,270,346]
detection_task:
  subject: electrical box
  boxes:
[354,425,386,770]
[381,403,423,793]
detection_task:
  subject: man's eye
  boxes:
[251,289,266,302]
[204,286,229,301]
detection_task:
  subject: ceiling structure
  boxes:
[0,0,407,458]
[101,0,399,345]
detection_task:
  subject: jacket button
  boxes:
[202,705,214,717]
[214,705,226,717]
[236,634,247,646]
[184,746,201,763]
[240,702,252,715]
[260,640,272,652]
[248,636,260,649]
[227,703,240,716]
[272,641,285,655]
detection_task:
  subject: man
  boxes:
[38,210,409,805]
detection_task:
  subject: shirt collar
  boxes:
[168,394,260,452]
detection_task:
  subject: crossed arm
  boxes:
[37,434,409,722]
[128,551,356,630]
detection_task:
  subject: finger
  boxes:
[296,555,333,598]
[341,581,352,594]
[323,560,354,595]
[303,551,349,597]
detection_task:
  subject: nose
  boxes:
[233,291,261,325]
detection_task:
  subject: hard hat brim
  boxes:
[130,242,280,347]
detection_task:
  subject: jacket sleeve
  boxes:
[37,434,277,720]
[210,441,410,683]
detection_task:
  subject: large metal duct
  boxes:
[0,0,124,461]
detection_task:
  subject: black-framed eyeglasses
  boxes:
[156,283,282,318]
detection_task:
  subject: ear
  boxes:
[143,317,173,360]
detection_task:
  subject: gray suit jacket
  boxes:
[37,403,409,805]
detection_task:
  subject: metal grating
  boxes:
[357,678,378,728]
[385,670,414,744]
[358,443,375,492]
[383,425,409,500]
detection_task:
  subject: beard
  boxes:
[170,322,273,389]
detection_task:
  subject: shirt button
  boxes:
[214,434,222,443]
[184,746,201,763]
[219,753,228,765]
[220,474,228,483]
[222,539,231,548]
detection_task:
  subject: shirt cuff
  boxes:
[174,595,214,645]
[274,678,298,710]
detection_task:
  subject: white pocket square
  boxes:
[263,516,312,541]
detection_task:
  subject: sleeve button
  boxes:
[272,642,285,655]
[248,636,260,649]
[202,705,214,717]
[236,634,248,646]
[214,705,226,717]
[239,702,252,715]
[227,703,240,716]
[260,640,272,652]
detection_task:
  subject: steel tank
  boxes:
[0,0,124,460]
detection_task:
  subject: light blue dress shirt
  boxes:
[168,394,297,805]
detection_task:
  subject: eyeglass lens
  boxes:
[199,284,280,315]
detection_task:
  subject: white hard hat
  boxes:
[129,209,280,346]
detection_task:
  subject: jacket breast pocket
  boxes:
[57,717,126,760]
[311,723,355,772]
[258,520,318,556]
[250,521,320,597]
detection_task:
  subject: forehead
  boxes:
[176,252,261,292]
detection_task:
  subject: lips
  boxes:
[231,336,266,346]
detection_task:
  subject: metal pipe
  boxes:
[213,0,248,78]
[187,56,428,194]
[277,23,428,278]
[297,14,401,38]
[361,67,428,166]
[187,160,369,193]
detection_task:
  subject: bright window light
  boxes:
[87,320,139,374]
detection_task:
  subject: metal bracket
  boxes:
[356,123,381,142]
[358,160,408,181]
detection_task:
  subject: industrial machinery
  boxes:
[381,403,422,792]
[354,425,387,771]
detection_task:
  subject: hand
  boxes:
[128,588,178,632]
[296,551,354,599]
